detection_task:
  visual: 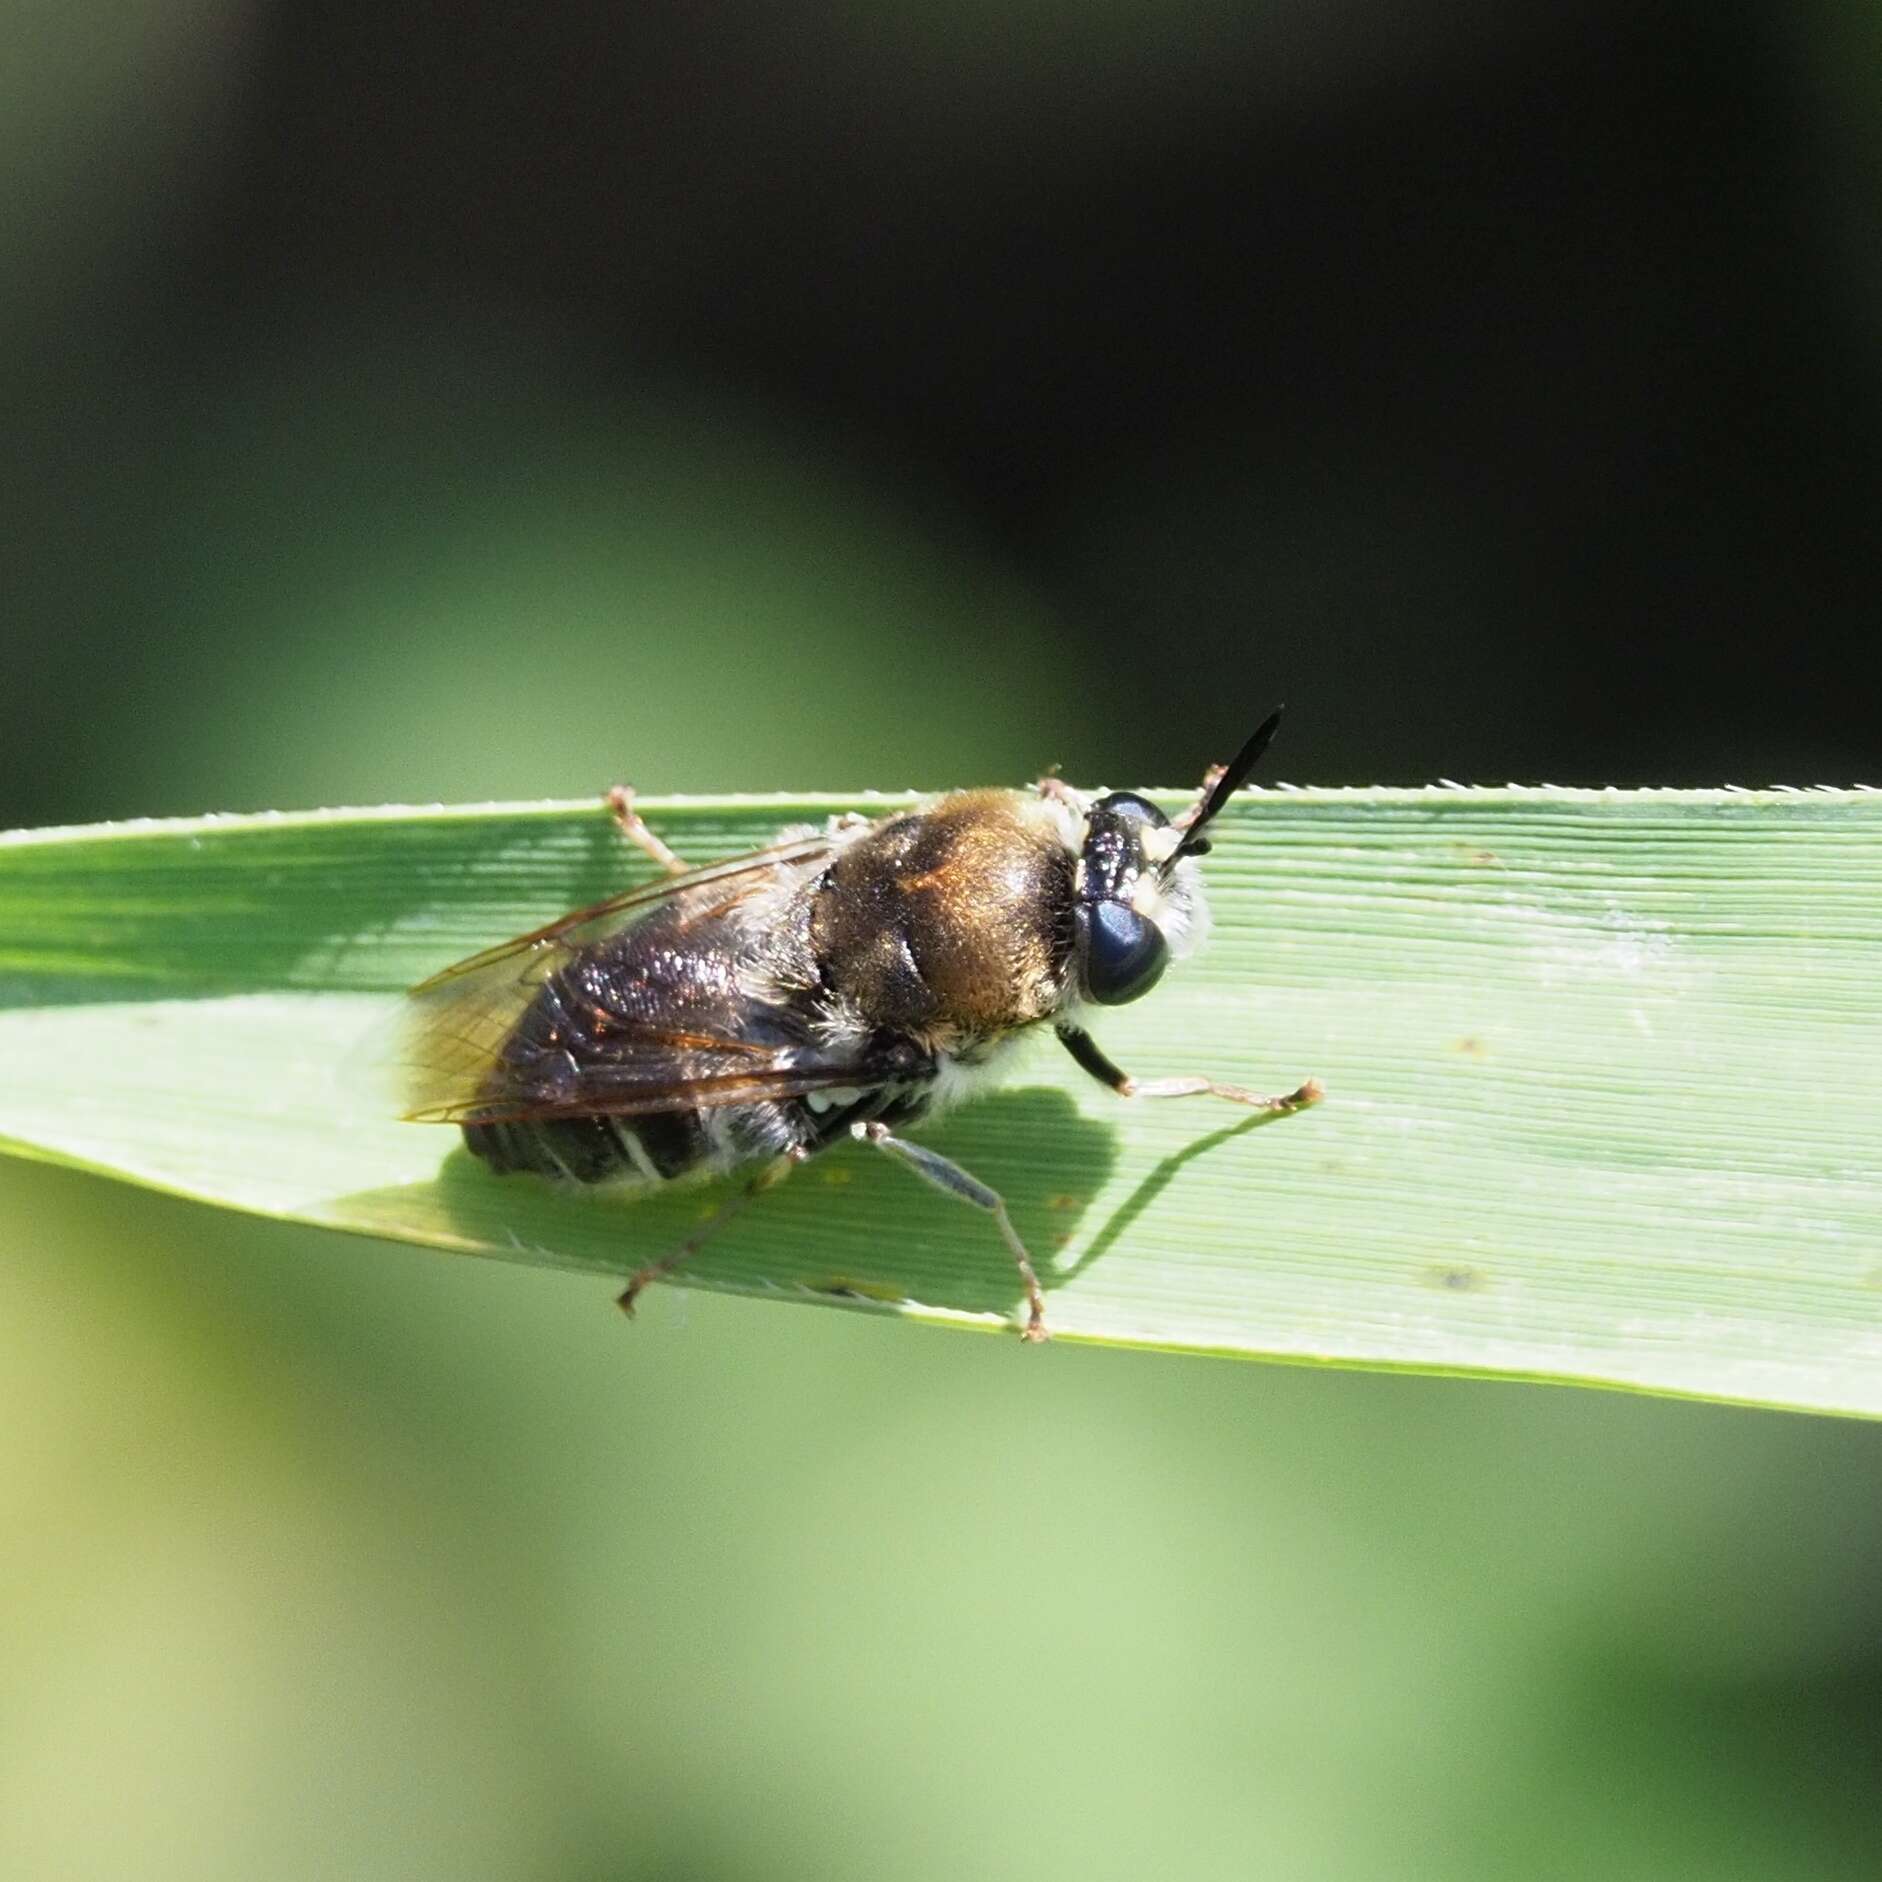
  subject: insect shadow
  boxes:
[1053,1105,1293,1290]
[378,1085,1120,1330]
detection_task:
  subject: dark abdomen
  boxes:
[462,1105,708,1185]
[458,902,810,1187]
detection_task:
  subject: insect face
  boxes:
[1066,701,1287,1009]
[1073,791,1182,1006]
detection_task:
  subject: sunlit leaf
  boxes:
[4,787,1881,1415]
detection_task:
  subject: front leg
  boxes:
[1055,1023,1323,1114]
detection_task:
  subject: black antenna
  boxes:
[1169,707,1284,866]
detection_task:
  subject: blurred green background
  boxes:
[5,1,1882,1876]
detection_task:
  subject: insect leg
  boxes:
[1056,1023,1323,1114]
[616,1150,804,1316]
[851,1120,1050,1343]
[604,785,688,876]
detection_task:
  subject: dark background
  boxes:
[6,0,1878,832]
[5,4,1882,1877]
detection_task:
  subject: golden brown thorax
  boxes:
[809,790,1073,1039]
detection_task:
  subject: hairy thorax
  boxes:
[808,790,1074,1042]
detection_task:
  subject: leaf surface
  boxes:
[4,787,1880,1414]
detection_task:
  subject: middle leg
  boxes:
[852,1120,1050,1342]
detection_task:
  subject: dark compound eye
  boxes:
[1077,900,1170,1006]
[1091,791,1169,828]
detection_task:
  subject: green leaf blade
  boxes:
[5,788,1881,1414]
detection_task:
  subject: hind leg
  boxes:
[605,785,688,876]
[616,1151,804,1315]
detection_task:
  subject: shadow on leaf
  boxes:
[1060,1102,1312,1288]
[330,1085,1120,1331]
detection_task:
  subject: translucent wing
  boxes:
[405,1048,913,1128]
[397,831,917,1126]
[410,835,835,992]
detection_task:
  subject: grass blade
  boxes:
[4,787,1880,1414]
